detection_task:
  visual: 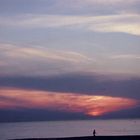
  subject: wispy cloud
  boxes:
[48,0,140,15]
[0,43,93,76]
[0,43,91,62]
[0,88,138,116]
[69,0,139,6]
[111,54,140,60]
[1,0,139,16]
[0,42,140,77]
[2,46,90,63]
[0,14,140,35]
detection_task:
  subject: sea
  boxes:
[0,119,140,140]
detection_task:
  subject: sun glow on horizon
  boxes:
[0,88,138,116]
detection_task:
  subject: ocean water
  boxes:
[0,119,140,140]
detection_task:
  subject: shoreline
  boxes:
[11,135,140,140]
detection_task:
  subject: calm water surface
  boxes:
[0,119,140,140]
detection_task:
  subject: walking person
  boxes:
[93,129,96,136]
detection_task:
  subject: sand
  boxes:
[11,135,140,140]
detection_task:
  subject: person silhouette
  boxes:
[93,129,96,136]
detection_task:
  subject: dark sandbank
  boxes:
[11,135,140,140]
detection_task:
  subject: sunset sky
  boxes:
[0,0,140,122]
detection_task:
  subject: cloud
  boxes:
[0,14,140,35]
[0,43,93,76]
[0,43,91,63]
[111,54,140,60]
[0,73,140,99]
[67,0,139,6]
[1,0,139,16]
[0,88,138,117]
[0,74,140,121]
[46,0,140,15]
[0,42,140,77]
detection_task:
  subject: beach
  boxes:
[11,135,140,140]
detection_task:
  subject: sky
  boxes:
[0,0,140,122]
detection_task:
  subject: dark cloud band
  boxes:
[0,73,140,99]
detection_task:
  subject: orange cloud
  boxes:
[0,88,138,116]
